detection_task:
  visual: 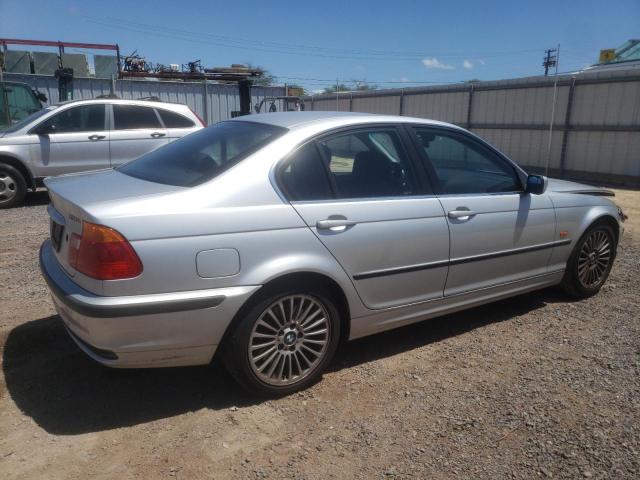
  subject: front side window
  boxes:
[118,121,286,187]
[318,128,417,198]
[113,105,161,130]
[37,104,105,134]
[413,128,521,194]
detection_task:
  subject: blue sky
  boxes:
[1,0,638,92]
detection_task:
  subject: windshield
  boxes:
[118,121,287,187]
[1,106,57,133]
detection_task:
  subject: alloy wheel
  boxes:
[248,294,330,386]
[577,229,612,288]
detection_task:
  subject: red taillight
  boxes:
[68,222,142,280]
[189,107,207,127]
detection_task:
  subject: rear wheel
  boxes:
[560,222,616,298]
[222,288,341,396]
[0,163,27,209]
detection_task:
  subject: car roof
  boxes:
[230,110,460,130]
[54,98,189,109]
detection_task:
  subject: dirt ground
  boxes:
[1,188,638,479]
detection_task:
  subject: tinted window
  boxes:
[158,109,195,128]
[118,121,286,187]
[4,106,56,133]
[6,84,41,123]
[414,128,521,194]
[113,105,161,130]
[38,104,105,133]
[281,143,332,201]
[318,129,417,198]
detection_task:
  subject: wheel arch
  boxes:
[0,154,35,190]
[215,271,352,361]
[579,210,621,246]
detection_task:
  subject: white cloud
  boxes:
[422,58,454,70]
[478,59,486,65]
[463,59,473,69]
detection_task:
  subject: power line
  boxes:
[82,14,548,62]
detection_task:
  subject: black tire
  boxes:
[560,221,617,298]
[0,163,27,209]
[222,286,341,396]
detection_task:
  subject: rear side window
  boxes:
[158,109,195,128]
[37,104,105,133]
[318,129,418,198]
[113,105,161,130]
[118,121,286,187]
[281,143,333,201]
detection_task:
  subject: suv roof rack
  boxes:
[95,94,120,99]
[137,96,162,102]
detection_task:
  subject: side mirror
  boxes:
[525,174,547,195]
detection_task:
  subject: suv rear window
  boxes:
[113,105,161,130]
[158,109,195,128]
[118,121,286,187]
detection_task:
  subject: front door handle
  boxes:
[316,218,356,231]
[150,132,166,138]
[88,134,106,141]
[448,209,477,220]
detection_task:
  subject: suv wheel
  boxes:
[0,163,27,209]
[223,288,341,396]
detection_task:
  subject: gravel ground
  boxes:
[1,189,638,480]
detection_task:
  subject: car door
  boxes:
[156,108,198,143]
[410,126,556,296]
[108,104,168,167]
[29,103,110,176]
[279,125,450,310]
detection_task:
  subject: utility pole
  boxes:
[544,44,561,176]
[542,47,558,76]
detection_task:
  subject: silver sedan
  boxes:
[39,112,625,395]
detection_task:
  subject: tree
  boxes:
[243,63,276,86]
[322,80,378,94]
[322,83,351,94]
[352,79,377,91]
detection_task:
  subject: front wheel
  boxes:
[222,288,341,396]
[0,163,27,209]
[560,222,617,298]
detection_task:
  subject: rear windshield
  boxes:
[118,121,286,187]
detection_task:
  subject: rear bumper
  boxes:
[39,239,259,368]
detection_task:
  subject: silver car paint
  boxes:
[40,112,622,367]
[0,98,201,183]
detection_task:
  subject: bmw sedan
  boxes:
[39,112,625,395]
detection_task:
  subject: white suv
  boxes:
[0,98,204,208]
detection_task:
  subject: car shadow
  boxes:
[2,288,572,435]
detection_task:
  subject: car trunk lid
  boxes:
[45,169,181,283]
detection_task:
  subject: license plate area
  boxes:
[50,219,64,252]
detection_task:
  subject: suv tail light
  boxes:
[189,107,207,127]
[68,222,143,280]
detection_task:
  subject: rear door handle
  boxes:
[448,209,477,220]
[316,219,356,231]
[88,134,106,141]
[150,132,166,138]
